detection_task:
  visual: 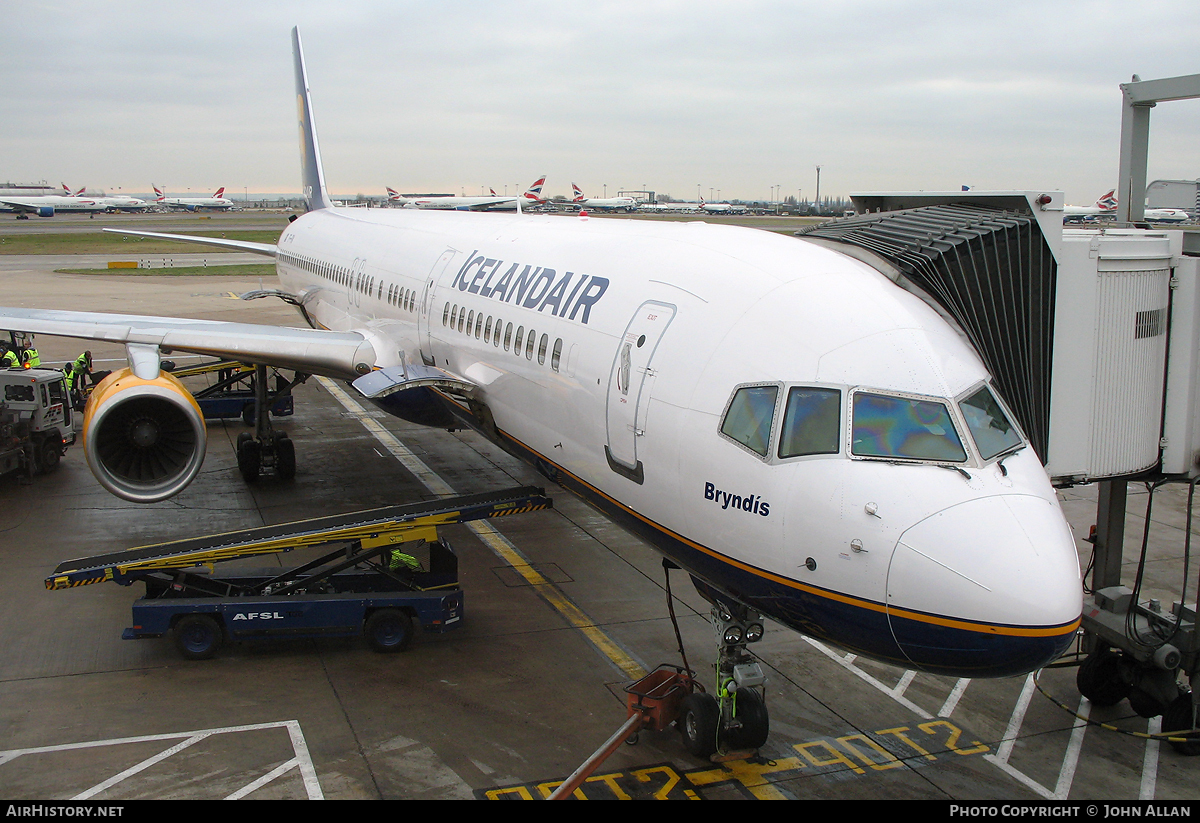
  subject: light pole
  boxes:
[815,166,822,215]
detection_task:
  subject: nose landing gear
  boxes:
[679,601,770,758]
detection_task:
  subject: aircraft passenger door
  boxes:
[419,249,457,366]
[605,301,676,482]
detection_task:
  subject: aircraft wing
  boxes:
[102,228,277,257]
[0,307,377,379]
[0,198,40,213]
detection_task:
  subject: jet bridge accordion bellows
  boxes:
[798,205,1056,461]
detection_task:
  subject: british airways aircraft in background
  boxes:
[1063,190,1117,223]
[402,178,547,211]
[0,29,1081,755]
[62,184,148,213]
[0,191,108,218]
[566,183,638,212]
[153,187,234,211]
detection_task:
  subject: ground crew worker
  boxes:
[1,347,18,369]
[387,547,422,575]
[67,351,92,392]
[20,344,40,368]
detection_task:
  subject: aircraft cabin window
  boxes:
[466,310,475,334]
[959,385,1023,461]
[443,303,450,326]
[720,385,779,457]
[525,330,536,359]
[504,322,513,350]
[852,392,967,463]
[551,338,562,372]
[778,387,841,458]
[514,326,524,354]
[450,305,458,327]
[475,315,483,338]
[537,334,548,365]
[458,310,466,333]
[484,316,494,343]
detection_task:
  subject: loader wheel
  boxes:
[174,614,222,660]
[38,440,60,474]
[1077,649,1130,707]
[365,609,412,653]
[678,692,719,758]
[1163,693,1200,756]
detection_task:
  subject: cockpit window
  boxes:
[959,385,1023,461]
[778,387,840,458]
[720,385,778,457]
[851,391,967,462]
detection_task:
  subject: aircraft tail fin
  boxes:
[571,183,584,202]
[523,176,547,203]
[292,27,332,212]
[1097,189,1117,210]
[153,186,165,201]
[213,187,225,199]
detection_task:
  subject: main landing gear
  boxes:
[236,364,304,482]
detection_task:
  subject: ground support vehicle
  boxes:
[46,486,552,658]
[0,367,76,475]
[166,359,299,426]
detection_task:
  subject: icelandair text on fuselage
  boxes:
[451,250,609,324]
[949,806,1191,818]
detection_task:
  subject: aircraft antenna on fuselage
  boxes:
[292,27,332,212]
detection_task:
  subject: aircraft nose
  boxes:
[886,495,1081,677]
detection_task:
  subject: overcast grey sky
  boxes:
[2,1,1197,203]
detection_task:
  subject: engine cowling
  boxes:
[36,207,54,217]
[82,368,206,503]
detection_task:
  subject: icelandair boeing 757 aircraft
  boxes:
[0,29,1081,755]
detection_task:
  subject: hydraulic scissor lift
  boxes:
[46,486,552,659]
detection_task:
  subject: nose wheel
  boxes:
[677,597,770,757]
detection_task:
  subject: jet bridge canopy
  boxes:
[797,201,1057,461]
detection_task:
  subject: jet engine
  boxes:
[82,368,207,503]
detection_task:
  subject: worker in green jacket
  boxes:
[1,347,18,369]
[20,345,40,368]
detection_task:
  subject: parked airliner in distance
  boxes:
[1063,190,1116,223]
[1064,190,1190,224]
[153,187,234,211]
[0,28,1082,756]
[62,184,148,213]
[566,183,637,212]
[0,192,107,218]
[402,178,546,211]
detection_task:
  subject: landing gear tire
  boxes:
[275,433,296,480]
[1077,650,1130,707]
[1163,693,1200,756]
[242,402,256,426]
[726,687,770,750]
[365,608,413,653]
[174,614,222,660]
[237,437,261,482]
[679,692,720,758]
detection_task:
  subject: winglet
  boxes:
[292,27,332,212]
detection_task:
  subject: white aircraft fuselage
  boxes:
[274,205,1083,678]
